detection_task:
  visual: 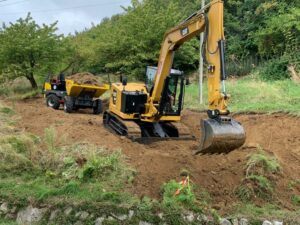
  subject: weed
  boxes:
[44,126,57,153]
[0,218,17,225]
[291,195,300,207]
[161,180,195,209]
[0,107,15,115]
[246,148,281,175]
[232,203,300,223]
[0,144,34,174]
[236,148,280,201]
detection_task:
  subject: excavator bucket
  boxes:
[195,117,246,154]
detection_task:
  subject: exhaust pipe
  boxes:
[195,117,246,154]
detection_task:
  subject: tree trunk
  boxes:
[26,74,38,89]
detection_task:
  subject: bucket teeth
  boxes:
[195,117,246,155]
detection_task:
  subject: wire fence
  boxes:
[226,56,260,77]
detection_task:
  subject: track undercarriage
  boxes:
[103,111,194,141]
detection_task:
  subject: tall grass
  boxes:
[185,74,300,115]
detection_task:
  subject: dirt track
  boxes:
[9,98,300,213]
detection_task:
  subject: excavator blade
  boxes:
[195,117,246,154]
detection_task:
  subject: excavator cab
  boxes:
[159,70,185,116]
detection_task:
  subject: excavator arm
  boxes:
[149,0,246,154]
[152,0,227,115]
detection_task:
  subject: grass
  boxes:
[185,73,300,115]
[0,103,137,210]
[236,148,281,201]
[0,218,17,225]
[231,203,300,223]
[0,77,40,100]
[291,195,300,207]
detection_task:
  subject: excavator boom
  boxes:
[148,0,246,154]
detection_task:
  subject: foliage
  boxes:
[0,14,72,88]
[259,56,290,80]
[291,195,300,207]
[162,179,195,208]
[64,0,300,79]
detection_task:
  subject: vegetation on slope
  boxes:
[0,0,299,85]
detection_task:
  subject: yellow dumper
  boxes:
[64,79,109,114]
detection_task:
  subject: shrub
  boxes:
[161,179,195,209]
[259,57,290,81]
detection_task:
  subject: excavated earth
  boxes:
[8,97,300,213]
[67,72,103,86]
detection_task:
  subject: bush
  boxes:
[259,57,290,81]
[161,179,195,209]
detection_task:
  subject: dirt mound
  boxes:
[9,98,300,214]
[68,72,102,86]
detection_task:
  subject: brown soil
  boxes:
[8,98,300,213]
[67,72,102,86]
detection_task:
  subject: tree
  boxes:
[0,14,68,88]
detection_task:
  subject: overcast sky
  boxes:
[0,0,132,35]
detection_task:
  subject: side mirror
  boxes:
[122,77,128,86]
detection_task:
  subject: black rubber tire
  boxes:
[64,96,74,113]
[46,94,60,110]
[93,99,103,115]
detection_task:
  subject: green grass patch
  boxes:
[161,179,196,209]
[247,149,281,174]
[236,148,281,201]
[232,203,300,223]
[291,195,300,207]
[0,218,17,225]
[185,74,300,115]
[0,107,15,115]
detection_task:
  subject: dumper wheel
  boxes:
[46,94,60,110]
[64,96,75,113]
[93,99,103,115]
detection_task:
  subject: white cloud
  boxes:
[0,0,131,34]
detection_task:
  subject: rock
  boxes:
[273,221,283,225]
[239,218,249,225]
[158,213,164,219]
[183,211,195,222]
[64,207,73,216]
[111,213,127,221]
[49,209,61,221]
[128,210,134,219]
[139,221,153,225]
[80,211,89,220]
[220,218,232,225]
[10,206,17,214]
[262,221,273,225]
[232,218,239,225]
[95,217,105,225]
[16,206,48,225]
[0,202,9,214]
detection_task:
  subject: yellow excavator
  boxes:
[103,0,246,154]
